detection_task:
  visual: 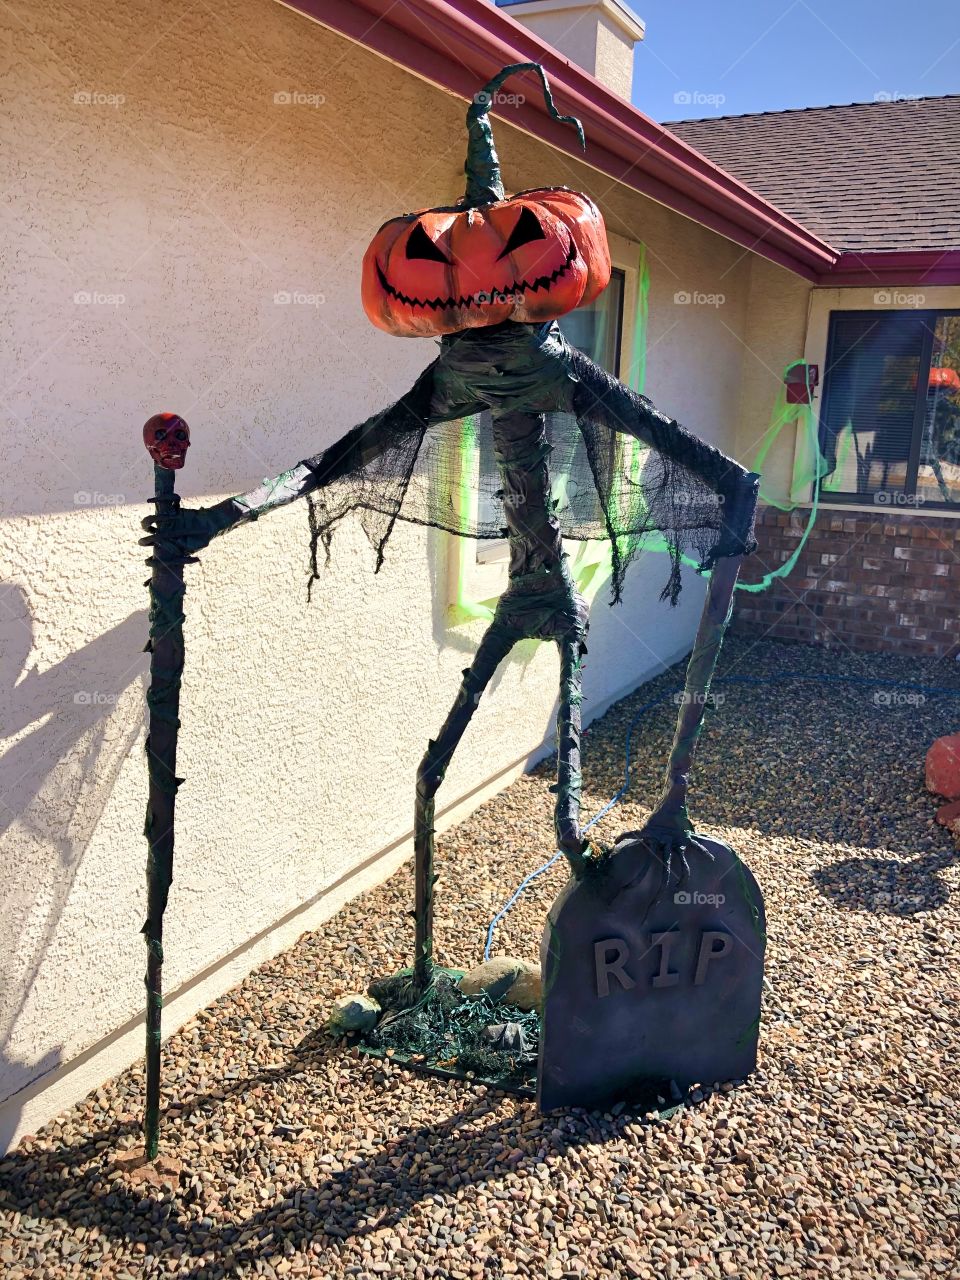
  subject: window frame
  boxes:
[815,306,960,510]
[559,264,626,379]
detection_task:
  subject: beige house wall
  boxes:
[733,257,814,502]
[0,0,756,1151]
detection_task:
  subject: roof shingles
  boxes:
[665,96,960,254]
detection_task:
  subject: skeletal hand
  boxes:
[139,506,220,554]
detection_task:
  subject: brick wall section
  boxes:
[731,505,960,656]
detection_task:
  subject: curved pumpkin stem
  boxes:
[464,62,586,207]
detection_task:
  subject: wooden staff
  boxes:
[140,413,192,1160]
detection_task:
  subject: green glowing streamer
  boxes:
[736,361,826,593]
[570,242,653,598]
[617,358,832,592]
[822,420,854,493]
[450,414,497,623]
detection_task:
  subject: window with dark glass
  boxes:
[557,267,625,377]
[818,309,960,506]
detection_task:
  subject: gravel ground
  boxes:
[2,635,960,1279]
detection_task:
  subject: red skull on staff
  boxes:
[143,413,190,470]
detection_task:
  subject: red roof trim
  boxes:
[819,250,960,288]
[277,0,838,280]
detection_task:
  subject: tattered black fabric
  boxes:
[301,321,754,605]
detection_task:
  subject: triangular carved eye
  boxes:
[497,206,546,259]
[405,222,452,264]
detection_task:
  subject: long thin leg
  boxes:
[414,621,519,989]
[554,635,587,873]
[645,553,743,838]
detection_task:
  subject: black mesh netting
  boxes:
[364,971,539,1091]
[303,322,756,605]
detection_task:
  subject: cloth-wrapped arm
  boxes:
[564,345,759,561]
[140,363,440,554]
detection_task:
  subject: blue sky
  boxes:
[634,0,959,121]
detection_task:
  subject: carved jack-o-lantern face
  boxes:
[143,413,190,469]
[362,187,611,338]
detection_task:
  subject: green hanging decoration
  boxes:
[737,360,829,594]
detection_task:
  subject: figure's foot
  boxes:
[565,839,611,879]
[368,964,464,1011]
[614,822,714,863]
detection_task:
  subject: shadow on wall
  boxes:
[0,583,149,1130]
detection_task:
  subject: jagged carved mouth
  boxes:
[375,237,578,311]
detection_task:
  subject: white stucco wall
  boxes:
[0,0,755,1151]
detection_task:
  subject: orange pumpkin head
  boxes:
[361,62,612,339]
[362,187,610,338]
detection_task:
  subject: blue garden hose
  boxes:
[483,667,960,959]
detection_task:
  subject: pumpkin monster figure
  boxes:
[361,107,611,336]
[142,64,759,994]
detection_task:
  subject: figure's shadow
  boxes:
[812,846,960,916]
[0,1032,637,1274]
[0,583,148,1113]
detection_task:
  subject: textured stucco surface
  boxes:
[0,0,756,1149]
[733,256,813,503]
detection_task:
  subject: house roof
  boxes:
[275,1,960,286]
[665,96,960,255]
[276,0,836,279]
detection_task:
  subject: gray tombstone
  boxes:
[537,833,765,1112]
